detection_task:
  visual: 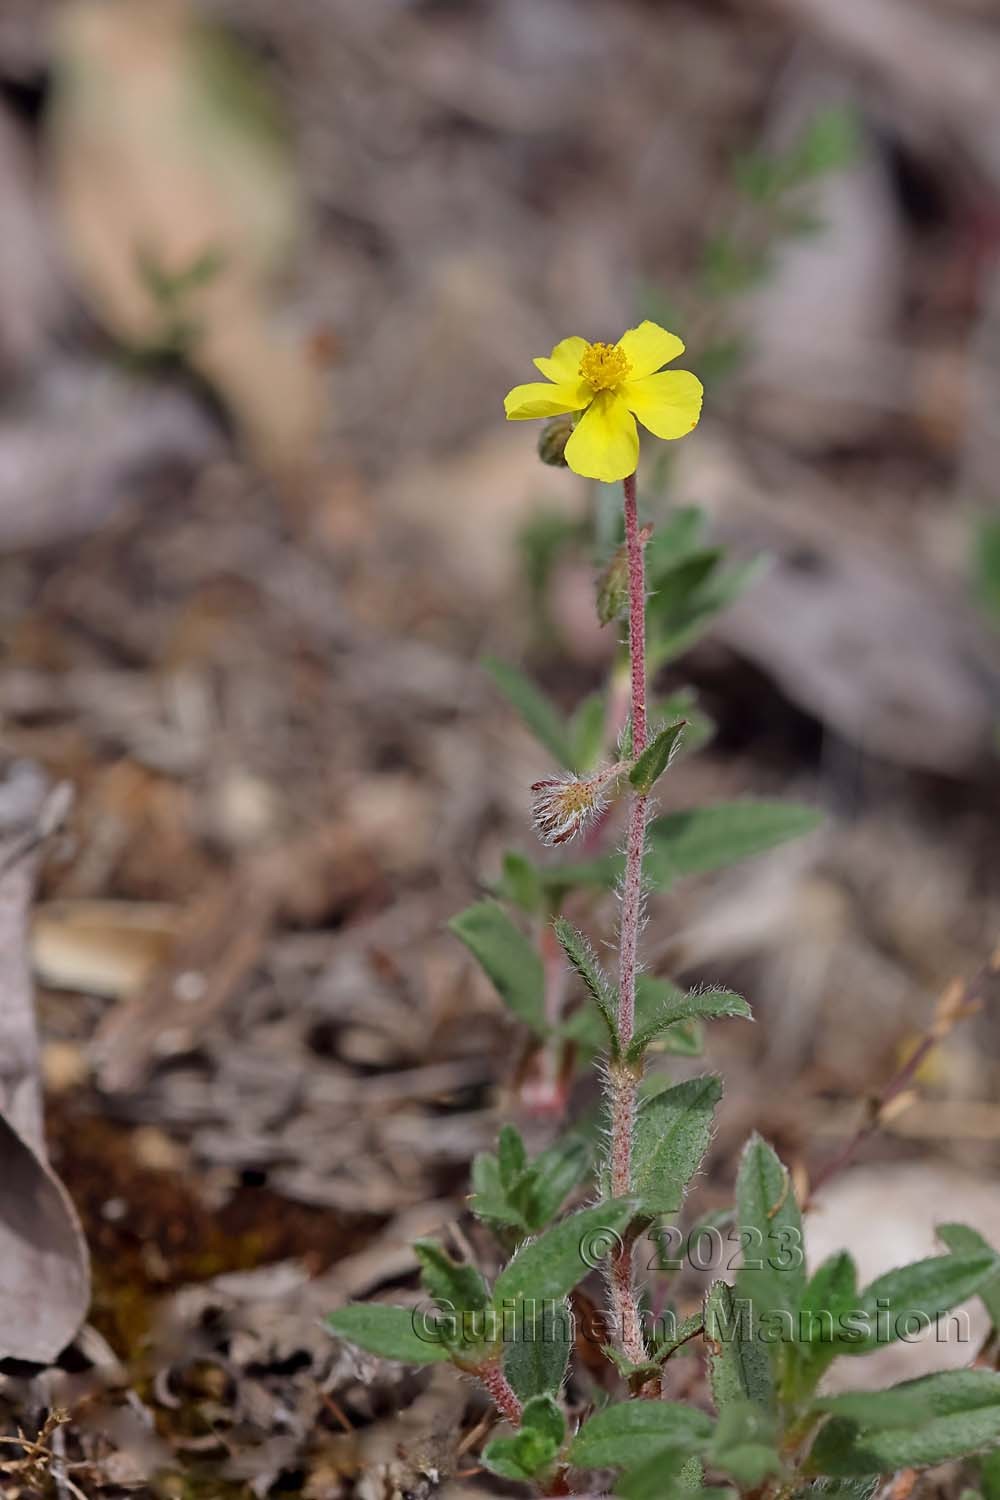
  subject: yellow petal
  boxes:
[504,380,591,420]
[616,321,685,379]
[563,391,638,483]
[533,335,589,383]
[620,370,703,439]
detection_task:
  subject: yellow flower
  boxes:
[503,321,703,483]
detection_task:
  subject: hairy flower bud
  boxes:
[530,763,625,846]
[537,413,575,468]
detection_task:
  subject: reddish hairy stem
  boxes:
[605,469,650,1368]
[478,1361,523,1426]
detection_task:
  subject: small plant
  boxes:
[329,323,1000,1496]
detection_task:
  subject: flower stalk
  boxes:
[606,469,651,1370]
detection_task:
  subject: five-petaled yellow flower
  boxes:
[503,321,703,483]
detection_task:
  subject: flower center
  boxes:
[579,341,630,392]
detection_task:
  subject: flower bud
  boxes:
[537,413,574,467]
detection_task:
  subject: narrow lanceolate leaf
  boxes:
[483,657,571,768]
[809,1370,1000,1475]
[553,917,618,1051]
[496,850,544,915]
[705,1280,773,1410]
[629,720,686,794]
[493,1199,636,1309]
[844,1251,1000,1355]
[735,1135,806,1363]
[627,987,751,1064]
[938,1223,1000,1328]
[504,1297,572,1400]
[631,1076,722,1216]
[570,1399,713,1468]
[449,902,545,1033]
[646,800,822,885]
[413,1241,489,1315]
[327,1303,451,1364]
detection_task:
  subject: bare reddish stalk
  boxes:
[478,1360,523,1426]
[605,469,650,1368]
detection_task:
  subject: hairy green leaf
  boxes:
[449,902,545,1033]
[496,851,544,915]
[647,801,822,884]
[844,1251,1000,1355]
[809,1370,1000,1475]
[735,1135,806,1384]
[493,1199,636,1308]
[553,917,618,1050]
[571,1399,713,1468]
[705,1280,773,1410]
[629,720,686,794]
[504,1298,573,1400]
[327,1303,451,1364]
[631,1075,722,1216]
[483,1428,558,1481]
[627,987,751,1064]
[413,1241,489,1323]
[938,1223,1000,1328]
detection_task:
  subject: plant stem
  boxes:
[606,469,650,1368]
[478,1360,523,1426]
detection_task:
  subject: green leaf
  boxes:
[844,1251,1000,1355]
[704,1280,773,1410]
[483,1428,558,1481]
[509,1133,591,1231]
[647,801,822,883]
[809,1370,1000,1475]
[483,656,572,768]
[522,1392,566,1446]
[938,1223,1000,1327]
[449,902,545,1033]
[504,1298,573,1400]
[629,720,687,794]
[413,1241,489,1325]
[616,1446,709,1499]
[498,1124,528,1188]
[493,1199,636,1308]
[631,1075,722,1216]
[735,1136,806,1381]
[569,691,607,773]
[791,1250,859,1392]
[553,917,618,1051]
[571,1400,713,1468]
[496,851,545,915]
[981,1448,1000,1500]
[327,1303,451,1364]
[709,1400,782,1485]
[627,987,751,1064]
[470,1149,522,1228]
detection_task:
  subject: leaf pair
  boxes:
[554,916,750,1065]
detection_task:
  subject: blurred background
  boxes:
[1,0,1000,1493]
